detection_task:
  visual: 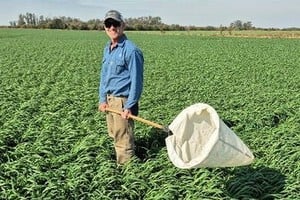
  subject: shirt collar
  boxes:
[117,34,127,47]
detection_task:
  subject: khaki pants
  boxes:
[106,95,135,164]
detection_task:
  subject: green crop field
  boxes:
[0,28,299,199]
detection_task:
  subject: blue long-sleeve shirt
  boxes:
[99,35,144,110]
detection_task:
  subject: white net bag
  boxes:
[165,103,254,169]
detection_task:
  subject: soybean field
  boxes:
[0,29,299,199]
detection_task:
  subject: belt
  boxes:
[107,94,128,98]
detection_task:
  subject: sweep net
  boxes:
[165,103,254,169]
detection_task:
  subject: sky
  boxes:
[0,0,299,28]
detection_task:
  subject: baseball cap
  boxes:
[104,10,124,22]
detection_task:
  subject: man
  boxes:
[98,10,144,164]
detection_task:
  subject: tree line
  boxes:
[7,12,300,31]
[9,13,184,30]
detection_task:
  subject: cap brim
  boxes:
[104,17,122,22]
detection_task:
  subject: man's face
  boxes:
[104,18,124,41]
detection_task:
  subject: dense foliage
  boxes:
[8,12,300,31]
[0,29,299,199]
[9,12,180,31]
[8,12,262,31]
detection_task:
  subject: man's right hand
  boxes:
[99,103,108,112]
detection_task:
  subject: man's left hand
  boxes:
[121,109,131,119]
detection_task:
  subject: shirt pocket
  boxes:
[102,58,106,66]
[114,59,127,75]
[101,58,108,73]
